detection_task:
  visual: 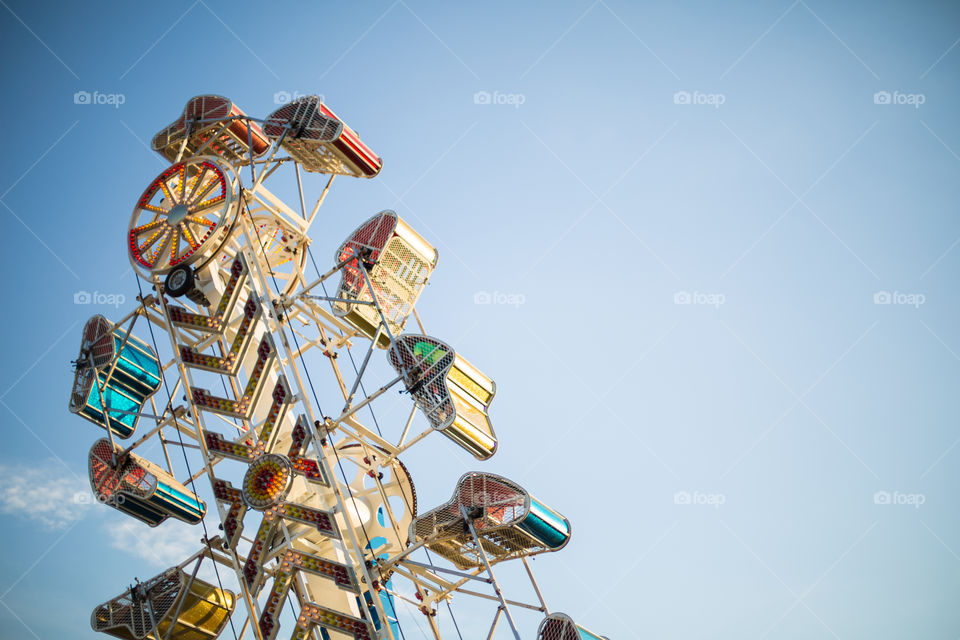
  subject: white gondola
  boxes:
[152,94,270,165]
[263,94,382,178]
[332,210,437,347]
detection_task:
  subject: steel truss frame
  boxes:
[96,109,558,640]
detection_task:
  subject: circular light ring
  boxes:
[218,213,307,296]
[128,156,239,277]
[336,443,417,560]
[242,454,294,510]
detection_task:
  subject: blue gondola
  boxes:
[69,315,162,438]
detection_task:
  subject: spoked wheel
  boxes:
[219,213,308,296]
[128,156,239,277]
[333,443,417,568]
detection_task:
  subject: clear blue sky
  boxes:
[0,1,959,638]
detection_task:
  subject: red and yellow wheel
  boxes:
[128,156,239,276]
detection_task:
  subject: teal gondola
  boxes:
[69,315,162,439]
[88,439,205,527]
[409,472,571,570]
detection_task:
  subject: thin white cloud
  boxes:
[106,518,202,569]
[103,516,234,587]
[0,460,91,530]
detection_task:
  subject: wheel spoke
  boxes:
[177,164,186,201]
[185,215,216,228]
[136,225,168,254]
[184,217,215,246]
[185,165,208,203]
[190,194,225,216]
[158,177,175,205]
[180,222,199,250]
[144,227,172,266]
[140,203,168,215]
[168,227,181,263]
[131,219,165,238]
[188,173,219,206]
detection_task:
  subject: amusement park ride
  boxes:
[68,94,609,640]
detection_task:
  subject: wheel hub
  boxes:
[167,203,189,225]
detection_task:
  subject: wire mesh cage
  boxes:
[88,438,206,526]
[69,316,162,439]
[92,566,236,640]
[409,472,570,570]
[263,94,382,178]
[536,613,609,640]
[387,335,498,460]
[152,95,270,166]
[332,211,437,347]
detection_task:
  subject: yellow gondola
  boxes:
[92,567,236,640]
